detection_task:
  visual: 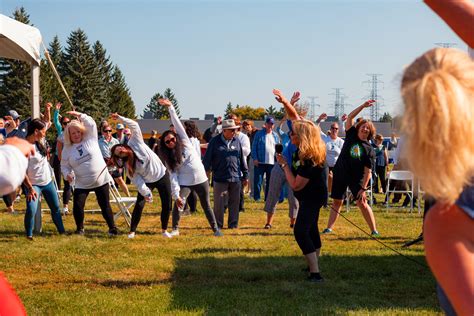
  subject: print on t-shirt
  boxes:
[350,144,362,160]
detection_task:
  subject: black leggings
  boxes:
[172,180,218,231]
[131,171,172,232]
[2,193,13,208]
[294,199,323,255]
[73,183,116,231]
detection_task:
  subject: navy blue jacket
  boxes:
[202,134,248,183]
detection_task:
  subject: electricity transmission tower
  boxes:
[435,42,457,48]
[329,88,344,119]
[363,74,384,121]
[306,96,320,121]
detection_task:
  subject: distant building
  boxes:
[189,117,200,121]
[204,114,215,121]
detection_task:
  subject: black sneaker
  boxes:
[307,273,324,283]
[108,228,118,236]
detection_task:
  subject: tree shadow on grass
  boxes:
[168,254,438,315]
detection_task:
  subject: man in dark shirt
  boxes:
[203,119,248,229]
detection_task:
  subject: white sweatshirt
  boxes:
[0,145,28,195]
[237,132,251,158]
[167,105,208,199]
[119,116,166,197]
[61,114,109,189]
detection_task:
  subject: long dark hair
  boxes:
[110,144,138,177]
[27,119,47,157]
[157,130,183,172]
[184,120,201,140]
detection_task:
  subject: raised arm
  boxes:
[53,103,63,134]
[67,111,98,140]
[346,100,375,131]
[43,102,52,127]
[110,113,144,144]
[273,89,301,121]
[158,98,191,146]
[424,0,474,48]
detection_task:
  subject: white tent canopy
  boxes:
[0,13,42,118]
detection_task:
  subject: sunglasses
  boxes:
[62,121,70,125]
[103,129,112,133]
[331,127,339,130]
[165,138,176,144]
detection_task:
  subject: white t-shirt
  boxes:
[237,132,251,158]
[61,114,109,189]
[320,132,344,168]
[0,145,28,195]
[264,132,276,164]
[27,143,52,186]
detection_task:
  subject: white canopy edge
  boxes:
[0,13,42,65]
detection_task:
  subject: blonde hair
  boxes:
[401,48,474,203]
[292,120,326,167]
[63,119,86,146]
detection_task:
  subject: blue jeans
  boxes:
[24,180,65,237]
[253,163,274,201]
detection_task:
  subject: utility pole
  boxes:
[329,88,344,119]
[435,42,457,48]
[363,74,384,121]
[307,96,320,122]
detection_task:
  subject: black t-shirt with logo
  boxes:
[291,149,328,203]
[333,126,375,183]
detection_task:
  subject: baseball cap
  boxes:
[116,123,124,130]
[8,110,20,120]
[265,117,275,124]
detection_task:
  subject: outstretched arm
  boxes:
[346,100,375,131]
[158,98,191,146]
[67,111,98,140]
[425,0,474,48]
[273,89,301,121]
[110,113,143,144]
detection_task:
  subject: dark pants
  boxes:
[131,172,172,232]
[63,179,72,205]
[172,181,218,231]
[52,154,62,191]
[253,163,274,201]
[374,165,387,193]
[73,183,116,231]
[2,194,13,208]
[213,181,241,229]
[185,190,198,213]
[294,200,323,255]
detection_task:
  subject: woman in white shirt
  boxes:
[23,119,65,239]
[109,113,172,239]
[61,111,118,236]
[157,98,222,236]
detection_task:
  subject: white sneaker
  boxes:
[127,232,136,239]
[62,207,69,215]
[15,195,21,202]
[170,229,180,236]
[162,231,172,238]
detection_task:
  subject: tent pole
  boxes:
[31,64,40,119]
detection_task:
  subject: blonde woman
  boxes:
[276,120,328,282]
[401,47,474,316]
[61,111,118,236]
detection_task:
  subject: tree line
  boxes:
[0,7,135,123]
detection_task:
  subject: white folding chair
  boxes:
[385,170,414,212]
[108,181,135,227]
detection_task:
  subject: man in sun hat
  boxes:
[203,119,248,229]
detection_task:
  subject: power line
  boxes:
[306,96,320,122]
[363,74,384,121]
[434,42,457,48]
[329,88,344,119]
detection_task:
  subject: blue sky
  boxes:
[1,0,464,119]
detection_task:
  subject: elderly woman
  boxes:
[157,98,222,236]
[23,117,65,239]
[109,113,172,239]
[321,101,379,236]
[401,48,474,316]
[61,111,118,236]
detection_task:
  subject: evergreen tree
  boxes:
[108,65,135,117]
[265,105,284,120]
[0,7,32,117]
[142,88,181,119]
[224,102,234,118]
[63,29,107,121]
[379,112,393,123]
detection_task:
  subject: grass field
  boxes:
[0,190,441,315]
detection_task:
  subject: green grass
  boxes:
[0,190,441,315]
